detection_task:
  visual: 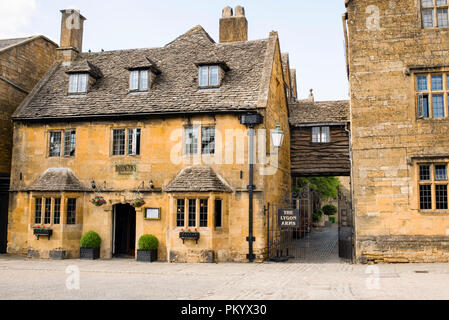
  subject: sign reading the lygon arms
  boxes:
[278,209,299,229]
[115,164,137,175]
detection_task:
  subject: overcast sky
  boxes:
[0,0,349,101]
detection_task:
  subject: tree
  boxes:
[294,177,341,202]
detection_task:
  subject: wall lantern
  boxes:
[271,122,284,148]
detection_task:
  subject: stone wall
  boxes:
[346,0,449,262]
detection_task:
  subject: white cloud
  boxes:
[0,0,37,38]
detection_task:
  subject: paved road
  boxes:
[1,254,449,300]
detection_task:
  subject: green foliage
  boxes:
[80,231,101,248]
[294,177,341,201]
[329,216,336,224]
[312,210,323,223]
[138,234,159,251]
[322,204,338,216]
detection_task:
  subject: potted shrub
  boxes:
[130,197,145,208]
[137,234,158,262]
[90,195,107,207]
[80,231,101,260]
[322,204,337,216]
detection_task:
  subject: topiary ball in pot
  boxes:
[322,204,337,216]
[137,234,158,262]
[80,231,101,260]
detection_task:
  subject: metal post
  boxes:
[246,125,256,262]
[266,202,270,260]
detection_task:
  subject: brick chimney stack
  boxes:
[219,6,248,43]
[57,9,86,64]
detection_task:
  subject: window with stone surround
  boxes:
[175,198,209,228]
[416,73,449,119]
[66,198,77,225]
[418,164,448,210]
[185,125,215,155]
[33,197,67,226]
[421,0,449,28]
[112,128,140,156]
[49,130,76,158]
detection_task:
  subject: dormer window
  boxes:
[68,73,88,94]
[199,65,220,87]
[129,69,149,92]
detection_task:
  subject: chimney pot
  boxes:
[222,6,233,18]
[219,5,248,43]
[234,6,245,17]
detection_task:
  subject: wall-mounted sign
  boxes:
[278,209,299,229]
[115,164,137,175]
[145,208,161,220]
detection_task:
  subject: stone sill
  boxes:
[419,210,449,216]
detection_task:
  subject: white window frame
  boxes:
[68,73,88,94]
[129,69,149,92]
[199,65,220,87]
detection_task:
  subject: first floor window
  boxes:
[34,198,42,224]
[416,73,448,119]
[54,198,61,225]
[176,199,185,227]
[201,127,215,154]
[419,163,448,210]
[188,199,196,227]
[64,130,76,157]
[49,132,62,157]
[112,129,126,156]
[44,198,51,224]
[199,199,208,227]
[112,128,141,156]
[67,198,77,225]
[214,199,222,228]
[185,127,198,155]
[128,129,141,156]
[312,126,330,143]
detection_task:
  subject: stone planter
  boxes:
[50,249,67,260]
[137,249,157,262]
[80,247,100,260]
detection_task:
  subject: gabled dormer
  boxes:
[195,62,230,89]
[65,60,103,95]
[127,57,161,93]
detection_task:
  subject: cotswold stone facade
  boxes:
[8,8,292,262]
[0,36,58,253]
[345,0,449,262]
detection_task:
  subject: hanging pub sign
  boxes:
[278,209,300,229]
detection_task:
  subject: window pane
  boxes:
[34,198,42,224]
[321,127,330,143]
[129,71,139,90]
[69,74,78,93]
[185,127,198,154]
[199,66,209,86]
[214,199,222,228]
[139,70,149,91]
[437,0,448,5]
[199,199,208,227]
[176,199,185,227]
[54,198,61,225]
[432,75,443,91]
[64,130,76,157]
[436,185,448,209]
[433,94,444,118]
[209,66,219,86]
[128,128,141,156]
[420,185,432,210]
[435,165,447,180]
[112,129,125,155]
[419,165,431,181]
[417,76,428,91]
[78,74,88,93]
[202,127,215,154]
[418,94,429,118]
[188,199,196,227]
[44,198,51,224]
[49,132,61,157]
[423,9,434,28]
[312,127,320,143]
[438,8,449,27]
[422,0,434,6]
[67,198,76,225]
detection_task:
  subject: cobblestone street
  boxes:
[1,252,449,300]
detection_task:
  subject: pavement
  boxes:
[1,225,449,300]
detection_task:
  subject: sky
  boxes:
[0,0,349,101]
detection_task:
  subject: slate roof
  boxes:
[13,26,276,120]
[25,168,88,192]
[288,100,350,126]
[164,167,232,193]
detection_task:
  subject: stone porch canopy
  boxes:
[23,168,88,192]
[164,167,233,193]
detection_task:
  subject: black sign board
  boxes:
[278,209,300,229]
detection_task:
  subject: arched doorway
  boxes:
[113,204,136,258]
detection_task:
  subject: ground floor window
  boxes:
[33,196,78,226]
[214,199,222,228]
[418,163,448,210]
[67,198,77,225]
[176,198,209,228]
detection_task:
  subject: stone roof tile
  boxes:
[288,100,350,126]
[164,166,232,193]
